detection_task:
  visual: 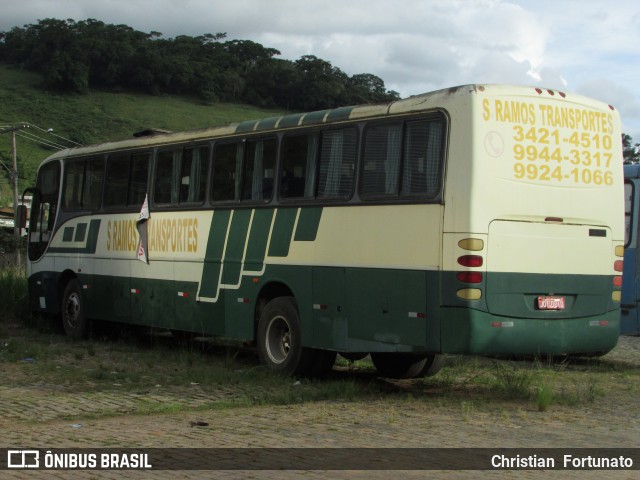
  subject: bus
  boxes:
[622,164,640,335]
[21,84,624,378]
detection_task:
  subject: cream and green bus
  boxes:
[23,84,624,378]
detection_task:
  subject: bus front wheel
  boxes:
[61,279,88,339]
[371,353,445,379]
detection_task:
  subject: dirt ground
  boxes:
[1,324,638,480]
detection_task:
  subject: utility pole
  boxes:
[0,123,28,239]
[11,127,20,236]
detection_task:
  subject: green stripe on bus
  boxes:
[86,220,101,253]
[245,209,275,270]
[49,219,101,254]
[199,210,232,298]
[268,208,298,257]
[74,222,87,242]
[63,227,74,241]
[294,207,323,241]
[224,209,252,285]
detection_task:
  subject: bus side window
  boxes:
[62,160,85,209]
[280,133,318,199]
[317,128,356,199]
[361,123,402,196]
[104,152,150,208]
[62,158,104,211]
[212,142,243,202]
[129,153,149,206]
[401,119,444,197]
[83,159,104,210]
[104,154,129,208]
[361,116,445,199]
[181,146,209,204]
[155,149,180,205]
[243,139,275,202]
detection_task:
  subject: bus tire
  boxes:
[257,296,314,376]
[371,353,444,379]
[61,279,88,339]
[419,354,446,377]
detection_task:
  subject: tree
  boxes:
[623,134,640,164]
[245,58,300,108]
[291,55,349,110]
[346,73,400,105]
[44,49,90,93]
[0,19,402,111]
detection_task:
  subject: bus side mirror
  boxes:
[16,205,27,229]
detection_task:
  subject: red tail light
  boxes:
[614,260,623,272]
[613,276,623,287]
[457,272,483,284]
[458,255,483,267]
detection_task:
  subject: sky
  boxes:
[1,0,639,141]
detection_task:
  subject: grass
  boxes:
[1,264,639,421]
[415,350,637,415]
[0,65,286,206]
[535,383,554,411]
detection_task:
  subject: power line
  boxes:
[27,122,82,146]
[17,130,68,150]
[1,122,83,149]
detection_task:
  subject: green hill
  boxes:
[0,65,285,207]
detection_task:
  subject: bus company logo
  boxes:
[7,450,40,469]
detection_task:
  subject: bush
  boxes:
[0,264,29,320]
[0,230,28,320]
[0,229,26,255]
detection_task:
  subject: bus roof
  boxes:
[40,83,613,163]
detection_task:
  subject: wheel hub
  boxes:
[65,293,81,327]
[266,315,291,364]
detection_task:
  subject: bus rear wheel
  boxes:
[257,296,335,377]
[61,279,88,339]
[371,353,445,379]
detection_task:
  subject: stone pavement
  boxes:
[1,336,638,480]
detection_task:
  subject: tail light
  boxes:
[612,248,623,302]
[456,238,484,299]
[458,255,483,268]
[456,271,483,284]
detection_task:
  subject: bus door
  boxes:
[621,179,640,334]
[25,162,60,314]
[27,162,60,263]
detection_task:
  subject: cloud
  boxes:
[578,79,640,139]
[1,0,639,139]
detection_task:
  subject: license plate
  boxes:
[537,296,566,310]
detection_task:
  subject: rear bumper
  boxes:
[441,307,619,356]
